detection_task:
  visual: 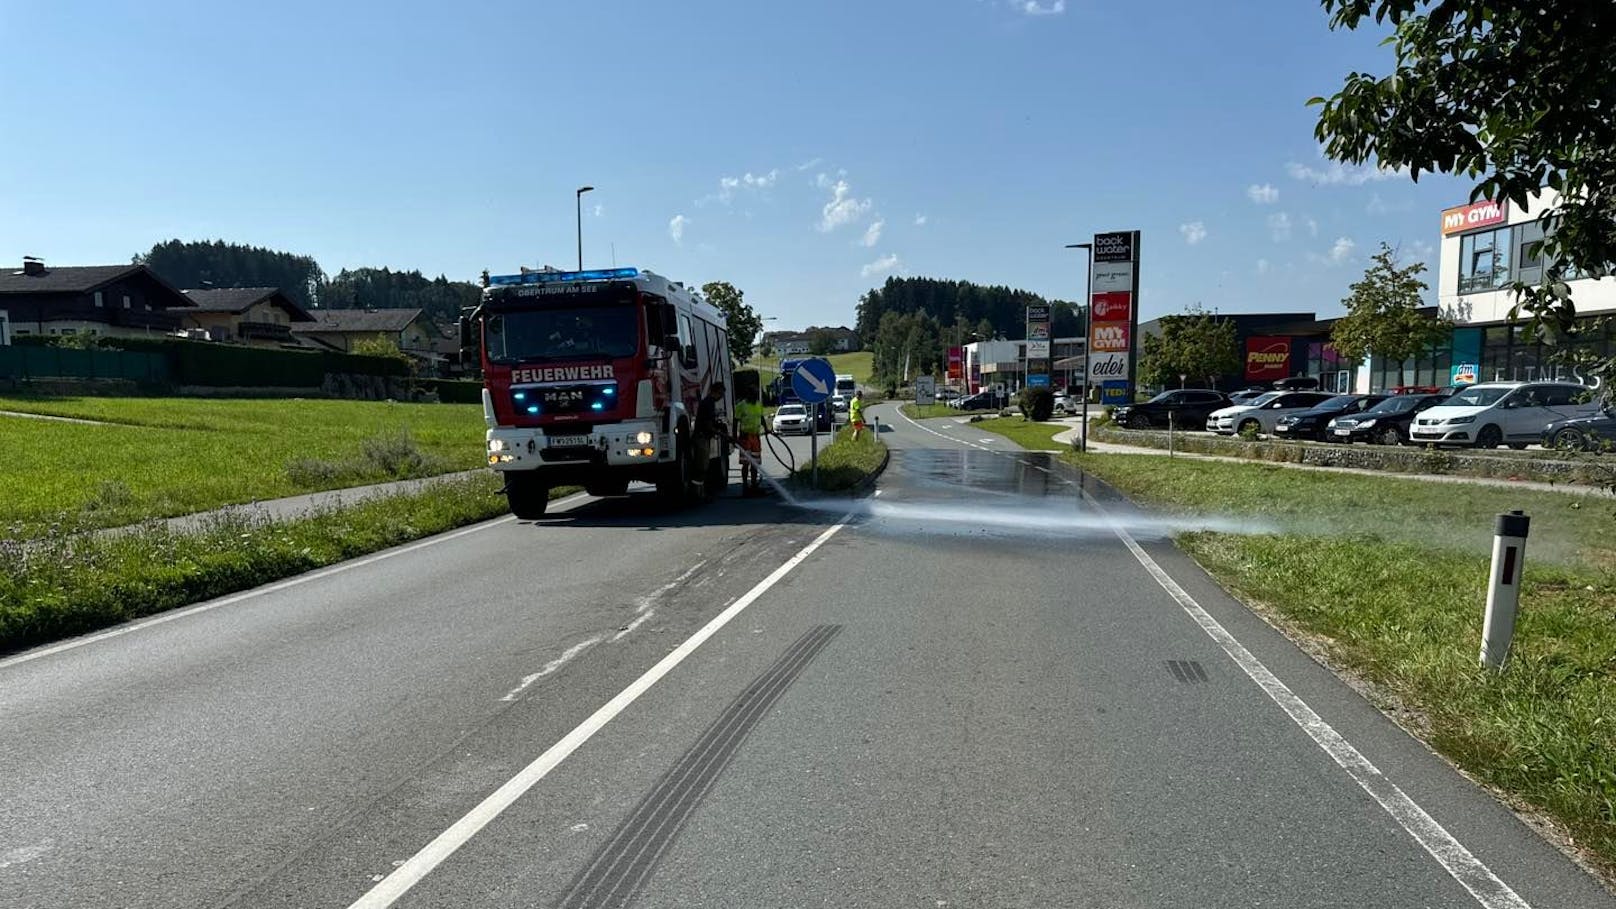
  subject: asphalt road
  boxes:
[1,403,1610,908]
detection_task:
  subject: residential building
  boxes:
[0,308,10,345]
[764,325,861,355]
[0,258,195,339]
[292,307,433,353]
[179,287,314,347]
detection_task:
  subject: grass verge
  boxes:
[974,416,1069,450]
[0,474,573,655]
[793,425,888,491]
[0,396,485,536]
[899,403,962,420]
[1068,451,1616,875]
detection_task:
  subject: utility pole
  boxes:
[575,186,594,270]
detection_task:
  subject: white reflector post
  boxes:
[1480,510,1530,671]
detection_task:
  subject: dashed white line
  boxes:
[346,512,856,909]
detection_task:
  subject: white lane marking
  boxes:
[892,406,996,453]
[0,493,591,672]
[346,513,854,909]
[635,560,707,614]
[499,636,604,702]
[1086,491,1531,909]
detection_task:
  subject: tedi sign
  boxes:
[1441,200,1508,236]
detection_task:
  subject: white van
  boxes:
[1409,381,1596,449]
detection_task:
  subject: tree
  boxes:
[352,335,409,363]
[1330,243,1449,368]
[1137,305,1241,389]
[702,281,761,361]
[1310,2,1616,365]
[807,329,838,356]
[138,239,324,309]
[757,336,775,360]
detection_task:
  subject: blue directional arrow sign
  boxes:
[790,357,836,405]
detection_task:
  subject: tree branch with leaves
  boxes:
[1330,243,1450,368]
[1137,305,1241,389]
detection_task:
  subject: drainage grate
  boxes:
[556,624,843,909]
[1166,660,1209,683]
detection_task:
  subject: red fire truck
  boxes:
[462,267,733,518]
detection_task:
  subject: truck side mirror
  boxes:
[459,316,475,349]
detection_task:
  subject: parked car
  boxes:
[1541,408,1616,451]
[1111,389,1230,429]
[1327,393,1450,445]
[952,391,1004,411]
[1206,391,1335,435]
[1226,388,1268,406]
[1409,381,1597,449]
[772,403,810,435]
[1053,392,1079,415]
[1271,394,1387,442]
[830,394,849,416]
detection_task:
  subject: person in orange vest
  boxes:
[849,390,866,441]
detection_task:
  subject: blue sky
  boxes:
[0,0,1472,329]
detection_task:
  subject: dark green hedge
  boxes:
[91,338,407,387]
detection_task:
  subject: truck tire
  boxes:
[504,473,550,519]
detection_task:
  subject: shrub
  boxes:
[1018,387,1055,421]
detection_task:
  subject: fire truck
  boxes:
[462,267,734,518]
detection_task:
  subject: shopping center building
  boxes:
[1364,188,1616,390]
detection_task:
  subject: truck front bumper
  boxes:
[486,421,666,471]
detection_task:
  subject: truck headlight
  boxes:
[635,431,654,444]
[489,439,507,452]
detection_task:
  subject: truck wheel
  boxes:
[657,429,691,504]
[585,478,629,497]
[504,473,550,519]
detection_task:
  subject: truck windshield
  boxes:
[485,306,638,362]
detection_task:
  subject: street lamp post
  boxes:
[1065,242,1093,452]
[575,186,594,271]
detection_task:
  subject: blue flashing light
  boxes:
[602,386,615,395]
[526,406,539,414]
[513,392,526,401]
[488,267,639,286]
[590,402,605,411]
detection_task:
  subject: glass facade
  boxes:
[1455,221,1550,293]
[1369,320,1610,390]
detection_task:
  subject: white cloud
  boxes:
[1257,258,1271,276]
[795,157,823,172]
[913,213,928,227]
[1285,152,1405,186]
[1247,183,1279,205]
[1268,212,1293,242]
[1178,221,1207,245]
[1410,239,1435,262]
[1306,217,1319,238]
[713,169,778,204]
[814,172,833,189]
[861,218,885,248]
[592,204,604,218]
[861,253,901,278]
[1015,0,1066,14]
[668,214,688,244]
[1307,236,1357,266]
[818,178,873,232]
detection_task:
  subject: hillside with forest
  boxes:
[855,276,1083,381]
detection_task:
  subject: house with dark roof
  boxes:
[0,257,195,340]
[179,287,315,347]
[291,307,437,362]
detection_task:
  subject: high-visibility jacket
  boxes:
[735,400,766,435]
[848,397,864,421]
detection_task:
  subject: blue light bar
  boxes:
[488,267,640,286]
[526,406,539,414]
[590,402,605,411]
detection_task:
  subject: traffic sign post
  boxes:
[791,358,836,489]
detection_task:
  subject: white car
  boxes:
[1206,391,1333,435]
[771,403,810,435]
[1409,381,1595,449]
[830,394,849,417]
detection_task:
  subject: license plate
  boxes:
[548,435,589,447]
[1334,429,1351,436]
